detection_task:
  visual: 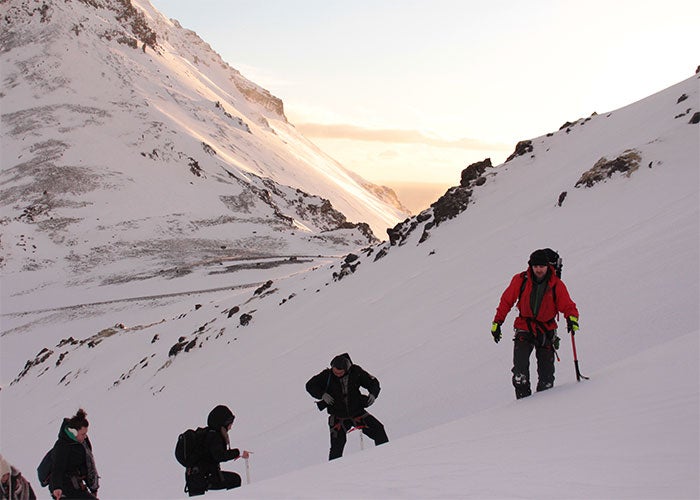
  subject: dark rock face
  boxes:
[382,158,493,250]
[575,149,642,188]
[254,280,273,295]
[505,140,534,162]
[332,253,361,281]
[429,187,472,228]
[460,158,491,187]
[689,112,700,125]
[557,191,567,207]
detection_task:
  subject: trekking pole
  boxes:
[571,332,589,381]
[244,456,251,484]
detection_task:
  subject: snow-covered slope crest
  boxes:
[0,0,407,303]
[377,72,700,255]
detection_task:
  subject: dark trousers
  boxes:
[187,469,241,496]
[328,413,388,460]
[209,471,241,491]
[512,330,555,398]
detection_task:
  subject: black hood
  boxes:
[56,418,71,441]
[330,353,352,371]
[207,405,235,429]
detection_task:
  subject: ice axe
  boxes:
[571,332,589,381]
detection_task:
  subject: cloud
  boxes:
[296,123,510,151]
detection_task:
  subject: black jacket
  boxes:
[49,419,93,493]
[306,364,381,418]
[199,405,240,474]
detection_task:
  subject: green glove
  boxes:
[491,322,502,343]
[567,316,579,334]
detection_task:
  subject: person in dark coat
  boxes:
[185,405,250,497]
[306,353,389,460]
[49,409,99,499]
[0,454,36,500]
[491,249,580,399]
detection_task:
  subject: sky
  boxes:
[148,0,699,194]
[2,66,698,498]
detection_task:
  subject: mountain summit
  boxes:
[0,0,408,303]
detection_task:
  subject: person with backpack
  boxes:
[491,249,580,399]
[182,405,250,496]
[49,409,99,499]
[0,454,36,500]
[306,353,389,460]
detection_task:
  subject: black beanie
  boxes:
[528,249,549,267]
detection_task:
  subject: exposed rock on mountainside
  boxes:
[0,0,407,298]
[505,140,534,162]
[575,149,642,188]
[384,158,494,249]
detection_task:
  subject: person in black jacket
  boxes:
[49,409,99,500]
[185,405,250,497]
[306,353,389,460]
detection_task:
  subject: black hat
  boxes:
[528,249,549,267]
[330,353,352,371]
[207,404,235,429]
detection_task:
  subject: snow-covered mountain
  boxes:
[0,0,409,308]
[1,4,698,498]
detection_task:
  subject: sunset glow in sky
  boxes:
[149,0,698,198]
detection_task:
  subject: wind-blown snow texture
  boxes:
[2,3,699,500]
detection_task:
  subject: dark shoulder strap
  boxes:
[517,271,528,303]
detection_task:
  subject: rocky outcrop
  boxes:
[382,159,493,250]
[233,78,286,120]
[505,140,533,162]
[332,253,360,281]
[575,149,642,188]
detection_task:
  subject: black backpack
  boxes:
[542,248,563,278]
[37,448,53,487]
[174,427,209,467]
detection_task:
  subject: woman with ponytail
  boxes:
[50,409,99,499]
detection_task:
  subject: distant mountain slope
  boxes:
[0,0,408,301]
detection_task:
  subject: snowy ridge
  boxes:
[0,0,408,308]
[1,10,699,500]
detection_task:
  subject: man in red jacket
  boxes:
[491,249,580,399]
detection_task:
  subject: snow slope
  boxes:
[0,0,408,308]
[1,37,698,500]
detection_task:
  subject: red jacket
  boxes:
[494,266,579,333]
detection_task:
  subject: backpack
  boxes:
[174,427,209,467]
[37,448,53,487]
[542,248,563,278]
